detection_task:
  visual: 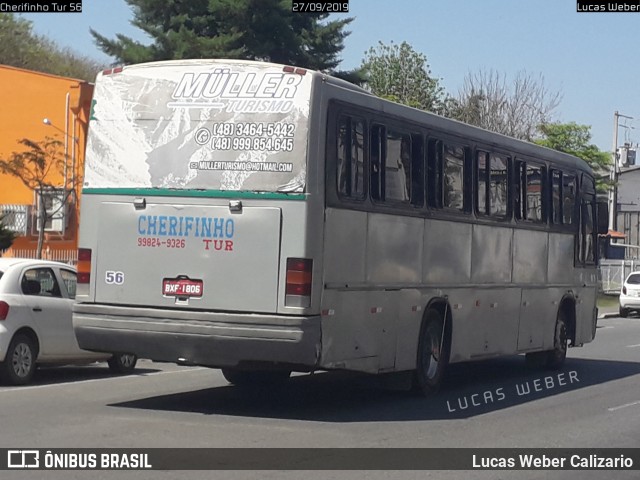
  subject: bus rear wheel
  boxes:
[526,309,568,370]
[221,368,291,387]
[413,308,449,396]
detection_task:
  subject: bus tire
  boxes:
[413,308,449,396]
[108,353,137,373]
[221,368,291,387]
[526,309,569,369]
[544,309,569,370]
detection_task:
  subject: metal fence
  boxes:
[0,248,77,265]
[599,259,640,294]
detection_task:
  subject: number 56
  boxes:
[105,271,125,285]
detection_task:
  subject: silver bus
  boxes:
[73,59,607,394]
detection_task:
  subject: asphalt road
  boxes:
[1,314,639,480]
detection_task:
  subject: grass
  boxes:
[597,293,619,309]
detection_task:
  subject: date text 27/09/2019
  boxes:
[292,2,349,13]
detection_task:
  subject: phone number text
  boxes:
[137,238,186,248]
[211,136,294,152]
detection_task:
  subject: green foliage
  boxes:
[0,13,104,81]
[0,219,16,251]
[361,41,456,116]
[536,122,612,192]
[92,0,360,79]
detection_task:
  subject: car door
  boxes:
[21,266,77,358]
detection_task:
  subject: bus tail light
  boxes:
[77,248,92,284]
[285,258,312,308]
[0,301,9,320]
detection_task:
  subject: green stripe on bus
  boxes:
[82,188,306,200]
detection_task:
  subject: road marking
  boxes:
[0,367,208,393]
[626,344,640,348]
[608,400,640,412]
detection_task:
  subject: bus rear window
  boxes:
[84,62,313,193]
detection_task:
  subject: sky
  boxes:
[22,0,640,152]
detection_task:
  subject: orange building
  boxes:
[0,65,94,262]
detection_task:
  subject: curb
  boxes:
[598,313,619,319]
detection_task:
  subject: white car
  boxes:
[0,258,137,385]
[619,271,640,318]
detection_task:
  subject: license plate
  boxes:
[162,277,203,298]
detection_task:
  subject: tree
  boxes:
[0,138,70,258]
[361,41,456,116]
[456,69,561,141]
[91,0,359,78]
[536,122,612,192]
[0,13,103,81]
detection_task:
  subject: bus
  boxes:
[73,59,607,395]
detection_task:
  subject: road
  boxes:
[1,314,639,480]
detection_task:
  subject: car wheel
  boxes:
[413,308,449,396]
[1,334,37,385]
[108,353,137,373]
[221,368,291,386]
[619,307,629,318]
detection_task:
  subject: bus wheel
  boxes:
[413,308,449,396]
[108,353,138,373]
[221,368,291,387]
[544,310,568,370]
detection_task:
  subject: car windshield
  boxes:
[627,273,640,284]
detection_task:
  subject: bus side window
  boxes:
[336,115,365,200]
[551,169,562,224]
[514,161,525,220]
[443,143,465,211]
[370,124,385,201]
[385,129,411,203]
[515,161,545,223]
[411,134,424,207]
[476,151,489,215]
[427,139,443,208]
[563,173,576,225]
[578,175,597,265]
[490,153,509,218]
[526,163,545,222]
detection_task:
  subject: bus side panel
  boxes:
[576,271,598,345]
[548,233,575,285]
[470,224,513,283]
[323,208,367,285]
[513,230,549,284]
[423,220,472,284]
[366,213,423,284]
[320,289,382,373]
[394,288,423,371]
[519,288,558,351]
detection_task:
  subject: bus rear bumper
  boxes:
[73,304,322,370]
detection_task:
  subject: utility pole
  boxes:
[609,111,634,231]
